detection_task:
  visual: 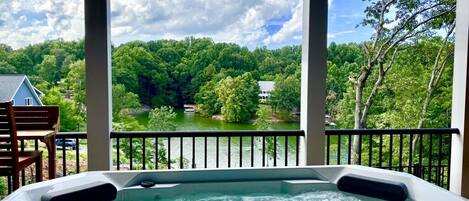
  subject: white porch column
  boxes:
[300,0,328,165]
[85,0,112,170]
[450,0,469,197]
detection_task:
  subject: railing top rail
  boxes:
[57,132,87,138]
[110,130,306,138]
[57,128,460,138]
[325,128,460,135]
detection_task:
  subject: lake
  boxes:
[135,109,300,131]
[133,109,301,168]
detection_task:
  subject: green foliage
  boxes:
[334,37,453,129]
[37,55,59,84]
[148,106,177,131]
[0,34,454,132]
[112,84,141,117]
[195,80,220,117]
[41,87,84,131]
[254,107,271,130]
[0,61,16,74]
[64,60,86,109]
[216,73,259,123]
[270,75,301,112]
[8,51,34,75]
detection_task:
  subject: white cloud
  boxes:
[327,30,354,39]
[0,0,84,49]
[263,1,302,46]
[0,0,302,49]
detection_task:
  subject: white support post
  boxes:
[450,0,469,197]
[85,0,112,171]
[300,0,328,165]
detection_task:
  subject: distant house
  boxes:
[259,81,275,103]
[0,75,44,106]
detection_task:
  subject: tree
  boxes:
[148,106,177,131]
[270,75,301,112]
[216,73,259,123]
[7,52,34,75]
[194,80,221,117]
[0,61,16,74]
[354,0,455,129]
[112,84,141,118]
[348,0,455,162]
[254,107,271,130]
[37,55,59,84]
[112,45,170,107]
[417,24,455,129]
[41,87,84,131]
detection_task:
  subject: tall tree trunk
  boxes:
[351,50,398,164]
[351,71,368,163]
[347,0,454,164]
[412,23,455,151]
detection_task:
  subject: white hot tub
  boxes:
[3,165,466,201]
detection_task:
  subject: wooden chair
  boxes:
[0,102,42,191]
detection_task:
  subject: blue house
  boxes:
[0,75,44,106]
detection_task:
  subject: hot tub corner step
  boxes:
[282,180,335,194]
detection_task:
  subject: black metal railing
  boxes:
[110,130,304,170]
[325,128,459,189]
[9,132,87,194]
[56,132,88,176]
[8,128,459,194]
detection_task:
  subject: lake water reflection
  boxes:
[135,109,301,168]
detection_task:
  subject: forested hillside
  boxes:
[0,35,453,131]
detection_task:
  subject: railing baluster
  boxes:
[399,134,403,172]
[216,136,219,168]
[251,136,254,167]
[348,134,351,164]
[273,136,277,166]
[447,134,452,189]
[20,140,25,185]
[296,135,299,166]
[262,136,266,167]
[116,137,120,170]
[204,136,207,168]
[192,136,196,168]
[62,137,66,176]
[129,137,133,170]
[368,134,372,167]
[76,138,80,173]
[7,176,11,194]
[180,137,183,169]
[228,136,231,168]
[155,137,158,169]
[437,134,443,186]
[142,138,146,170]
[419,133,423,177]
[358,135,362,165]
[285,136,288,166]
[389,134,393,170]
[379,134,383,168]
[326,135,330,165]
[337,135,341,165]
[35,139,39,181]
[409,134,413,174]
[167,137,171,169]
[429,134,433,182]
[239,136,242,167]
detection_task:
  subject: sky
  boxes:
[0,0,373,50]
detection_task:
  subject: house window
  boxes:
[25,97,33,106]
